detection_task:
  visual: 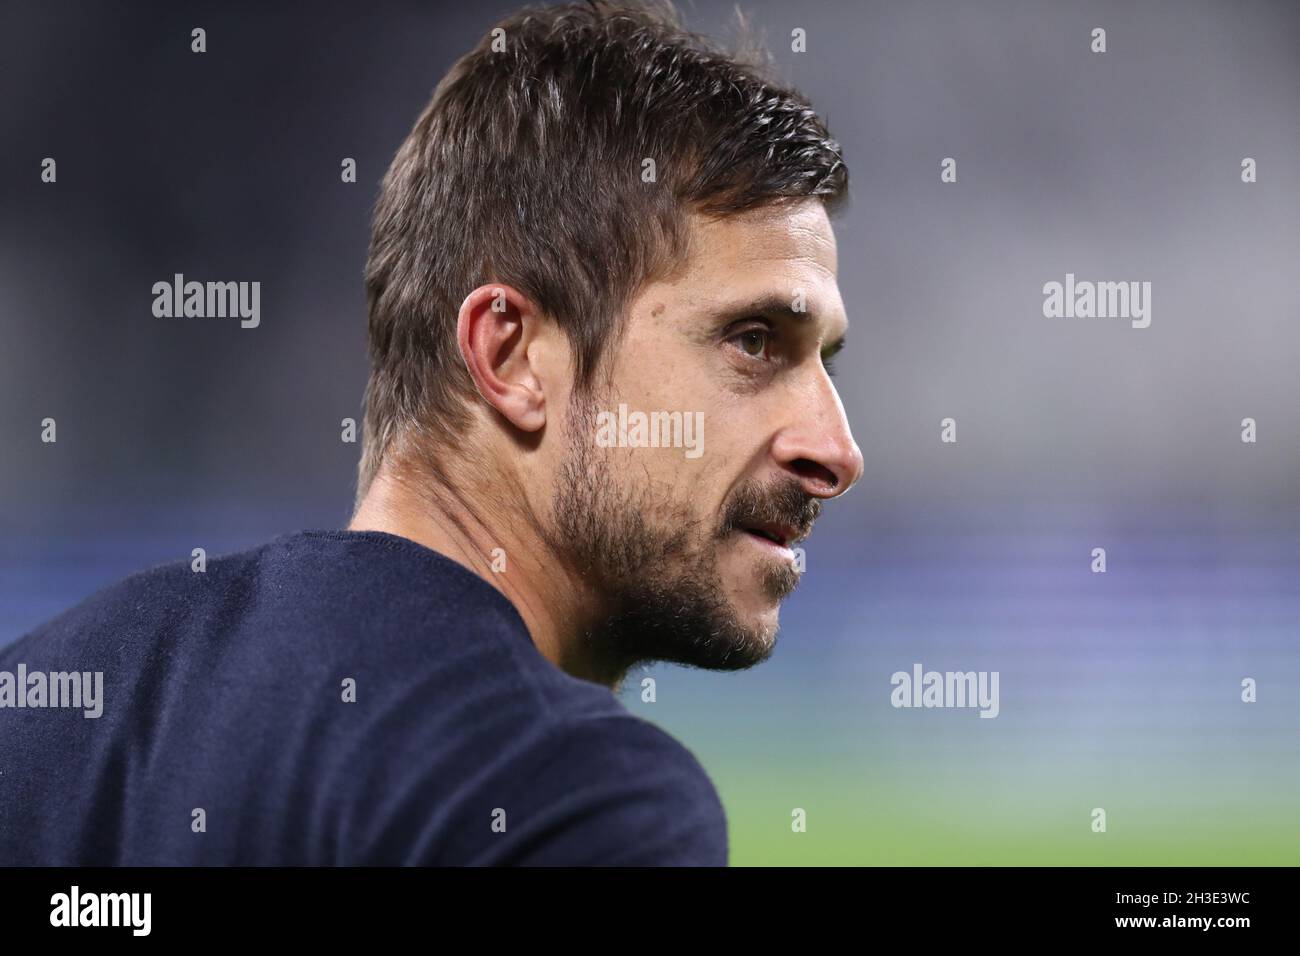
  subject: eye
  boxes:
[730,325,772,360]
[822,339,845,379]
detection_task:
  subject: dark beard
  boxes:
[546,393,818,685]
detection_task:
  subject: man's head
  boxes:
[358,0,863,680]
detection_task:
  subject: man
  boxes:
[0,0,861,865]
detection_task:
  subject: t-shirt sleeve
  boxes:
[456,713,729,866]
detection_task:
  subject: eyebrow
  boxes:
[713,292,848,354]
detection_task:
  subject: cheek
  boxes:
[600,334,757,518]
[613,365,698,414]
[698,399,768,471]
[592,437,721,534]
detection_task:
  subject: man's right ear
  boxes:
[456,284,549,433]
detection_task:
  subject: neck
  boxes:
[347,456,623,689]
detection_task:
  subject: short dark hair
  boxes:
[357,0,847,501]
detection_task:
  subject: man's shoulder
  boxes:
[1,544,232,664]
[4,529,515,658]
[559,707,728,840]
[0,530,729,865]
[410,700,729,866]
[538,703,725,808]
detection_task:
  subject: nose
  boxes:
[771,376,864,499]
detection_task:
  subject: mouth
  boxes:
[739,522,800,553]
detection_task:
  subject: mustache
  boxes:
[720,479,821,544]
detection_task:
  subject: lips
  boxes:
[723,479,820,554]
[741,522,799,548]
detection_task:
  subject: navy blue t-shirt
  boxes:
[0,530,728,865]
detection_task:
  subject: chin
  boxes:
[721,545,802,614]
[754,610,781,650]
[724,589,781,640]
[738,595,774,632]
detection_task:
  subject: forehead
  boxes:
[640,199,846,337]
[681,199,839,286]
